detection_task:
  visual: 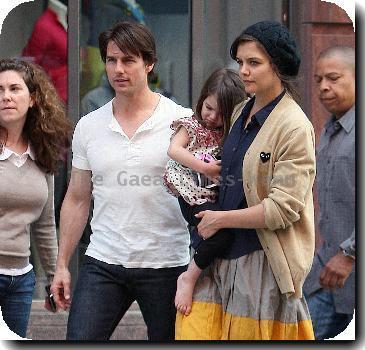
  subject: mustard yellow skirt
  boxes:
[175,250,314,340]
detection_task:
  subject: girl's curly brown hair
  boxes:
[0,59,73,174]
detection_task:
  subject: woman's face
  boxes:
[0,70,33,129]
[235,41,281,96]
[201,94,223,130]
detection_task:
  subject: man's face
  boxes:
[105,41,154,96]
[314,55,355,118]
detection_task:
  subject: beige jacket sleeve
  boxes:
[262,124,316,231]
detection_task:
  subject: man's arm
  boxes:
[51,167,92,310]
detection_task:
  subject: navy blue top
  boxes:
[219,90,286,259]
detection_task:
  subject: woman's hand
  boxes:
[195,210,224,239]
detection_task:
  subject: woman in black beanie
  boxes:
[176,21,316,340]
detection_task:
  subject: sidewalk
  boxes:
[26,301,147,340]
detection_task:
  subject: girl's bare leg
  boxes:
[175,260,202,316]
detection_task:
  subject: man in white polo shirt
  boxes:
[50,21,193,341]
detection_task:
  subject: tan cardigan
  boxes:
[231,93,316,298]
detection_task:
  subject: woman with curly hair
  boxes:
[0,58,72,337]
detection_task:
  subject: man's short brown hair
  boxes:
[99,21,157,66]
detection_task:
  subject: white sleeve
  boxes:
[72,120,91,170]
[176,104,194,120]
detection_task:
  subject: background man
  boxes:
[304,45,355,340]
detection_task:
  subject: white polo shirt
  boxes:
[72,94,193,268]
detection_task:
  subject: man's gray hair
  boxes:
[317,45,355,72]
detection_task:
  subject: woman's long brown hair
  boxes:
[0,59,73,173]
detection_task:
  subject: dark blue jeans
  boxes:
[0,269,36,337]
[305,288,353,340]
[66,255,187,341]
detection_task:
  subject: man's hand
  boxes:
[202,160,221,182]
[50,267,72,311]
[320,252,354,289]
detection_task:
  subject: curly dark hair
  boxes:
[0,59,73,173]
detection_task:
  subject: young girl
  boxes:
[163,68,246,316]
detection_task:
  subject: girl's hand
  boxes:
[202,160,221,182]
[195,210,223,239]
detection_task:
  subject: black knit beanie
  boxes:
[230,20,301,77]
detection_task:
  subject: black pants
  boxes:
[178,197,234,270]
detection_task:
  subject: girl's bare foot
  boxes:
[175,272,195,316]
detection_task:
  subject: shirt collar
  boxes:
[107,99,127,135]
[239,97,255,128]
[25,144,35,160]
[240,90,286,128]
[108,95,161,136]
[0,143,35,161]
[48,0,68,31]
[325,106,355,134]
[256,90,286,125]
[337,106,355,133]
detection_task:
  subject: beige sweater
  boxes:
[0,158,58,281]
[231,93,316,298]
